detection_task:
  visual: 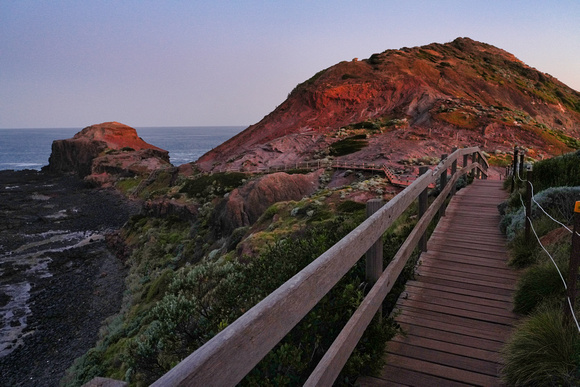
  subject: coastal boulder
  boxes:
[45,122,171,185]
[214,170,322,237]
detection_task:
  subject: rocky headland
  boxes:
[0,123,164,386]
[1,37,579,386]
[45,121,171,187]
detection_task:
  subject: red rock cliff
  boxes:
[46,122,170,183]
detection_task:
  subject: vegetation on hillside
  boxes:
[499,151,580,385]
[63,165,448,386]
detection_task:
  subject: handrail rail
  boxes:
[305,163,474,385]
[151,147,488,386]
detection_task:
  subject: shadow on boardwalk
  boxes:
[358,179,518,387]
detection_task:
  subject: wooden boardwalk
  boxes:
[358,179,518,387]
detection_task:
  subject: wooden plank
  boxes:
[396,323,506,352]
[428,235,507,250]
[398,308,512,339]
[425,245,510,260]
[356,374,411,387]
[402,289,517,318]
[417,259,519,281]
[412,277,512,300]
[386,340,501,376]
[419,251,512,270]
[404,284,514,310]
[429,232,507,245]
[395,312,510,342]
[383,353,500,386]
[364,364,471,387]
[427,239,508,254]
[404,279,513,302]
[414,269,516,292]
[404,286,513,315]
[397,293,516,325]
[390,332,501,363]
[416,265,517,288]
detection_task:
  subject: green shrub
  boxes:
[514,255,568,314]
[502,304,580,386]
[500,186,580,241]
[179,172,246,198]
[533,151,580,191]
[122,216,400,385]
[337,200,366,213]
[329,135,368,156]
[507,231,540,268]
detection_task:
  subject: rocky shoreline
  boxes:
[0,169,139,386]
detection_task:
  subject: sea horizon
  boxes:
[0,126,245,171]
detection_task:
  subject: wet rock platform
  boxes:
[0,170,139,386]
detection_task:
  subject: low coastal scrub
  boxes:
[179,172,246,199]
[64,169,438,386]
[499,152,580,385]
[532,150,580,191]
[329,135,368,156]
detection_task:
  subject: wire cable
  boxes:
[516,181,580,332]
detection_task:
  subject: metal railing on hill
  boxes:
[143,147,489,386]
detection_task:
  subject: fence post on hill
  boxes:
[511,146,519,192]
[366,198,384,320]
[525,171,533,243]
[439,154,448,217]
[451,147,458,198]
[365,199,383,285]
[519,152,525,179]
[565,201,580,325]
[418,166,429,252]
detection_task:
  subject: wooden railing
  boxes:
[148,147,489,386]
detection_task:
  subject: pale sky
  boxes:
[1,0,579,129]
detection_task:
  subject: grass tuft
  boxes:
[502,304,580,386]
[513,256,568,314]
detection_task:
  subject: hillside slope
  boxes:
[197,37,580,171]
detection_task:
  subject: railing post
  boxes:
[439,154,448,217]
[418,166,429,252]
[450,147,458,198]
[471,152,477,179]
[564,201,580,324]
[463,154,468,169]
[525,171,533,243]
[511,146,518,192]
[365,199,383,285]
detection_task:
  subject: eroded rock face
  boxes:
[213,171,322,236]
[197,37,580,171]
[45,122,170,186]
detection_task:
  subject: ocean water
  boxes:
[0,126,245,171]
